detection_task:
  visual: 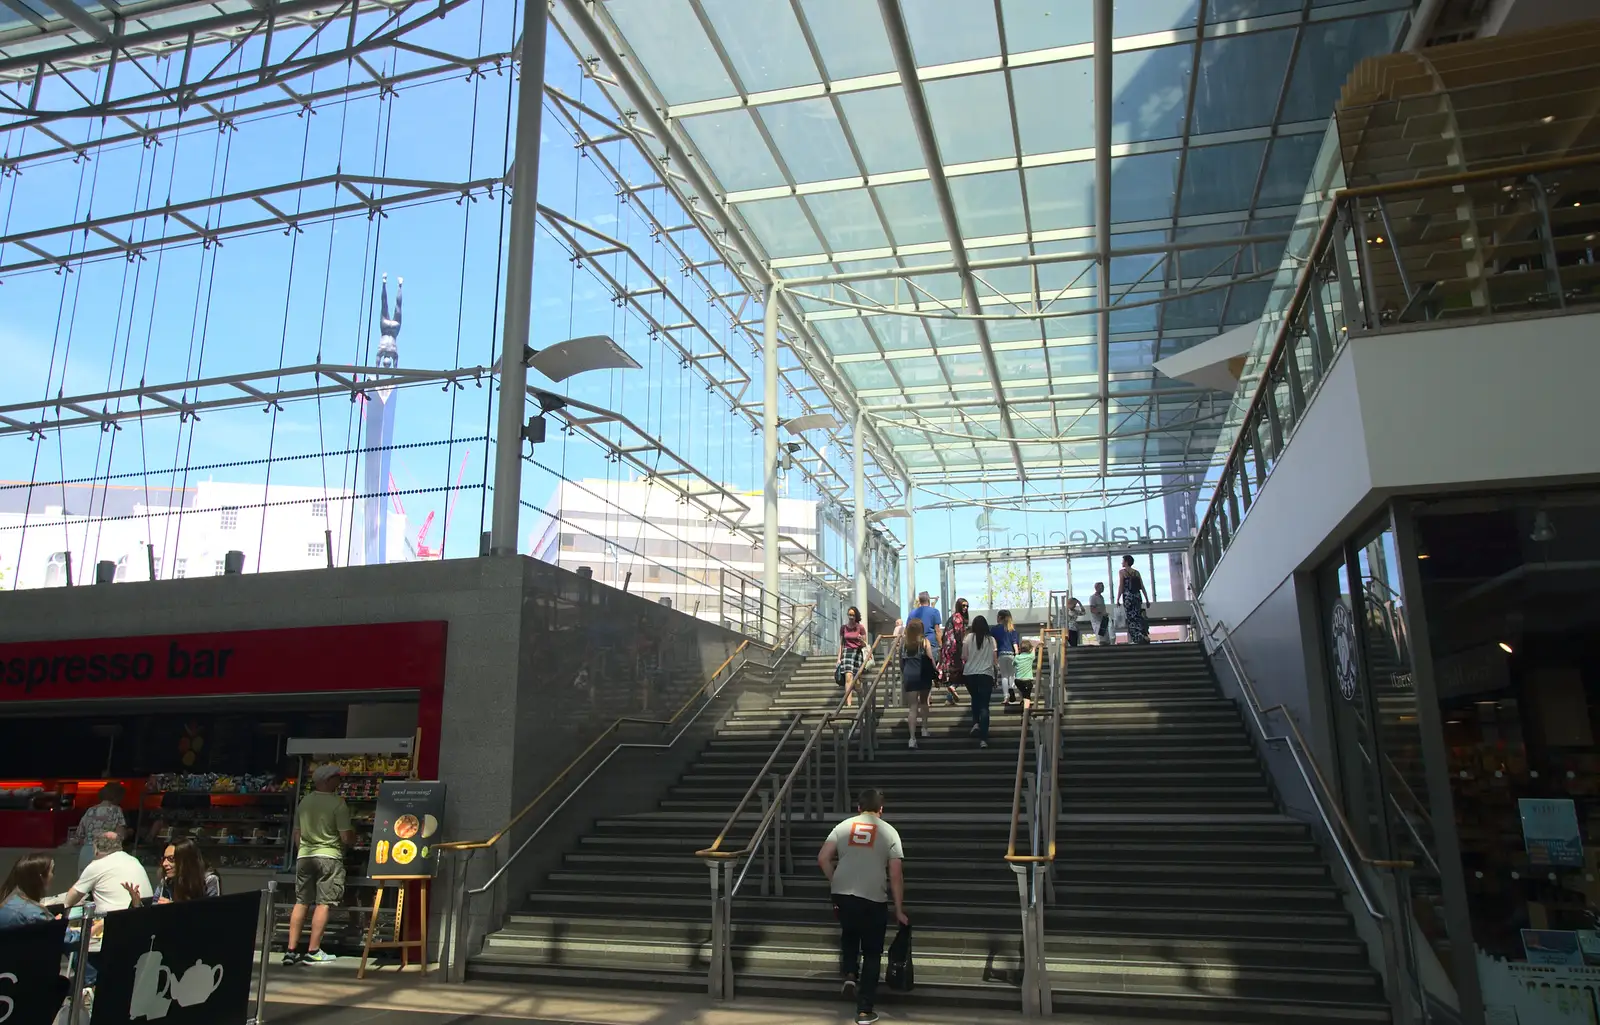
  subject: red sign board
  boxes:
[0,622,447,703]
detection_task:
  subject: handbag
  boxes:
[885,924,914,991]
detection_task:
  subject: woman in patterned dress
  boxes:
[71,782,127,876]
[940,597,969,705]
[1118,555,1151,645]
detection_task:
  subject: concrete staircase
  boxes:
[468,642,1392,1024]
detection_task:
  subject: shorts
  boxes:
[295,855,346,906]
[1016,679,1034,700]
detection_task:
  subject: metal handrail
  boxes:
[1192,601,1411,924]
[1193,152,1600,582]
[746,604,818,670]
[1006,627,1064,865]
[697,633,897,861]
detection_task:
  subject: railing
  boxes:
[1005,626,1065,1016]
[695,634,900,1000]
[1191,154,1600,591]
[434,611,809,983]
[1193,599,1434,1023]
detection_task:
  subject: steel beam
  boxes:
[1093,0,1112,477]
[762,285,781,643]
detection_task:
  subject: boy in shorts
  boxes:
[1013,640,1037,710]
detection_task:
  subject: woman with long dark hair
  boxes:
[0,852,58,928]
[155,838,221,902]
[962,615,997,747]
[900,618,936,749]
[1118,555,1151,645]
[939,598,969,706]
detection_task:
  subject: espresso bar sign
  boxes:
[0,622,447,702]
[368,781,446,879]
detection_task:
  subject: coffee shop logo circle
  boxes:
[1331,601,1359,701]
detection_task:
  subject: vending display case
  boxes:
[137,773,297,875]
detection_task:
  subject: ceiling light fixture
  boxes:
[1498,641,1514,655]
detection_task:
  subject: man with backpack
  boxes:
[818,789,907,1025]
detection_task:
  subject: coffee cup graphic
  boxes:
[130,948,174,1020]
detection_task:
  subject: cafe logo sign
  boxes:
[1331,601,1360,702]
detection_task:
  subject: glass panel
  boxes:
[605,0,736,105]
[924,72,1018,164]
[902,0,1001,65]
[1179,139,1269,217]
[797,0,897,79]
[1113,0,1197,35]
[836,88,924,174]
[1001,0,1093,50]
[874,180,949,245]
[1111,43,1192,144]
[1280,12,1407,124]
[941,352,993,383]
[841,360,901,389]
[815,318,882,356]
[738,197,825,258]
[1109,339,1154,372]
[681,111,786,191]
[700,0,821,93]
[948,171,1028,239]
[1161,288,1226,330]
[1225,280,1273,325]
[1025,163,1097,230]
[1012,59,1095,155]
[760,99,862,184]
[1110,150,1181,223]
[803,190,890,253]
[1190,28,1296,136]
[1257,133,1326,210]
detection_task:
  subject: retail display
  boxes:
[139,775,297,873]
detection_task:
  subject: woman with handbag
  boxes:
[836,607,869,708]
[938,598,969,706]
[900,619,936,749]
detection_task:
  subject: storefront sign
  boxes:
[0,918,69,1025]
[92,892,259,1025]
[368,781,446,879]
[0,622,446,702]
[1520,798,1585,868]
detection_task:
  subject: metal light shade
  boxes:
[529,335,640,382]
[783,413,840,436]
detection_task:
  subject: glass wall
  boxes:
[1408,489,1600,1025]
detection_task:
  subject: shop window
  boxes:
[220,507,239,530]
[213,559,225,576]
[174,558,187,579]
[559,533,576,550]
[151,555,162,578]
[113,556,129,581]
[308,541,325,559]
[311,501,327,519]
[43,552,67,587]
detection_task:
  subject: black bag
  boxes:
[885,924,914,991]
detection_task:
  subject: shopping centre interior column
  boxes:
[854,408,868,620]
[490,0,549,556]
[762,285,781,644]
[904,473,915,615]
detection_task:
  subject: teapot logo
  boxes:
[129,945,224,1020]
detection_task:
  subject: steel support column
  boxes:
[1093,0,1113,477]
[490,0,549,556]
[904,473,916,612]
[854,407,868,621]
[762,285,782,643]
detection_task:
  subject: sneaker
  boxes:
[970,722,981,735]
[921,724,931,738]
[282,951,303,967]
[908,736,918,749]
[302,950,339,965]
[842,976,857,999]
[856,1011,880,1025]
[980,740,989,748]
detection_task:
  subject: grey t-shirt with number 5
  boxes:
[828,812,904,903]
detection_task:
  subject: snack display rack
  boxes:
[276,736,418,953]
[137,773,298,876]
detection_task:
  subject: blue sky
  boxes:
[0,4,1184,601]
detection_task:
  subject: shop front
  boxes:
[0,621,446,952]
[1307,488,1600,1024]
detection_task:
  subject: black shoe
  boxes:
[856,1011,880,1025]
[282,952,303,967]
[842,975,857,1000]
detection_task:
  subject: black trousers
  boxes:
[834,893,889,1011]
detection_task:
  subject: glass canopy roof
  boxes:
[563,0,1410,489]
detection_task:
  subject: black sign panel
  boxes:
[367,781,446,879]
[0,918,69,1025]
[92,892,258,1025]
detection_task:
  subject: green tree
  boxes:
[981,562,1046,610]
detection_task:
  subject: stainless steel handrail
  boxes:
[1005,628,1064,1016]
[1192,601,1410,925]
[435,622,796,982]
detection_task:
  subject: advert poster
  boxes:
[1520,798,1584,868]
[1522,929,1584,967]
[367,781,446,879]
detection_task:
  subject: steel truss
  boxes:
[932,537,1190,566]
[528,384,856,595]
[0,362,487,437]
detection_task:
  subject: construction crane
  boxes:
[415,450,470,560]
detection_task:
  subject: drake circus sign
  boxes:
[0,621,446,702]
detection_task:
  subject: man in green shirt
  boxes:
[285,764,356,965]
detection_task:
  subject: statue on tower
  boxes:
[362,275,403,565]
